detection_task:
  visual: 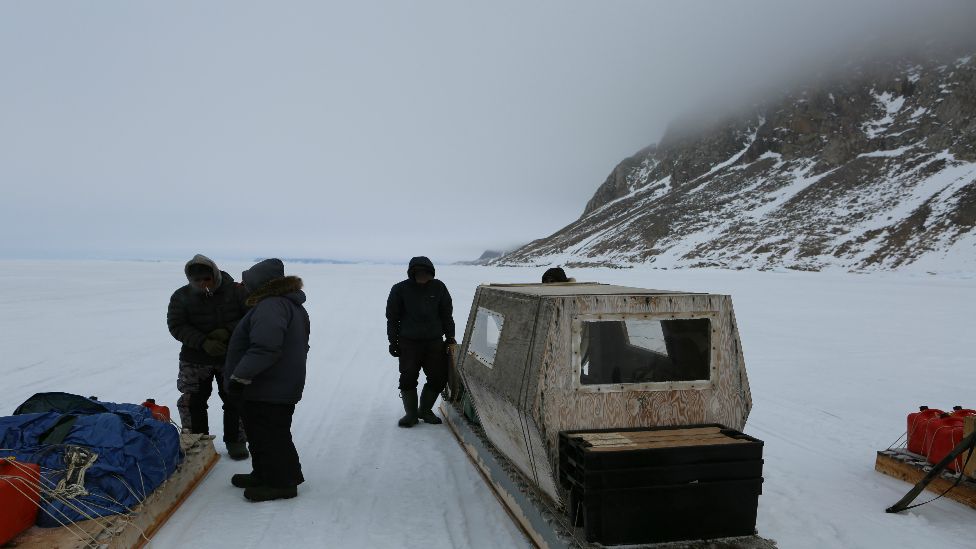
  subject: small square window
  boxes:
[469,307,504,368]
[579,318,711,385]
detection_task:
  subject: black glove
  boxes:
[389,342,400,357]
[203,338,228,357]
[227,379,246,396]
[208,328,231,342]
[444,338,457,355]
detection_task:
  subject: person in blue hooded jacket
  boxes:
[224,258,310,502]
[386,256,456,427]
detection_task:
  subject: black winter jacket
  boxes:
[386,257,455,343]
[224,269,310,404]
[167,267,250,365]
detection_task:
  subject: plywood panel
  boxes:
[464,381,559,501]
[535,293,751,487]
[487,283,694,296]
[573,426,722,443]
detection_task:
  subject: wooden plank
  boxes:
[875,450,976,510]
[13,434,219,548]
[580,433,732,447]
[589,437,751,452]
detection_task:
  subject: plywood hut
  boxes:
[453,282,753,504]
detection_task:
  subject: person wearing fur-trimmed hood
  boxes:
[224,258,310,502]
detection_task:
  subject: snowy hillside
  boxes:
[1,261,976,548]
[497,50,976,273]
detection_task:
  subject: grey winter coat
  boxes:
[224,259,310,404]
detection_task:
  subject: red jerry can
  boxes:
[141,399,171,422]
[907,406,944,455]
[0,458,41,545]
[926,416,967,471]
[950,405,976,418]
[922,413,954,459]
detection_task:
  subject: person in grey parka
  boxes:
[224,258,310,502]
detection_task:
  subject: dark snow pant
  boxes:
[241,401,304,488]
[397,338,448,393]
[176,360,247,443]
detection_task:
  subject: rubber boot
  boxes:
[418,385,443,425]
[231,473,261,488]
[398,390,418,428]
[226,442,250,461]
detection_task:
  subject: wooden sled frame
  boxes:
[875,449,976,511]
[11,433,219,549]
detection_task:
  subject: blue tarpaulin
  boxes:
[0,393,181,527]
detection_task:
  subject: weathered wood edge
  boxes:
[133,436,221,548]
[875,450,976,510]
[442,400,563,549]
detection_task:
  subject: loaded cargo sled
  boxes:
[442,282,776,547]
[877,409,976,513]
[0,392,218,548]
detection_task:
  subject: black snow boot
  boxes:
[244,485,297,502]
[398,390,419,428]
[418,385,443,425]
[231,473,261,488]
[226,442,250,461]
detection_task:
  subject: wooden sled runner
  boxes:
[876,448,976,511]
[9,433,219,549]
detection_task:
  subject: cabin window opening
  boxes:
[579,318,710,385]
[470,307,504,368]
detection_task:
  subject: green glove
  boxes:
[202,338,228,357]
[208,328,231,342]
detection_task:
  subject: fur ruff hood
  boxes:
[246,276,304,307]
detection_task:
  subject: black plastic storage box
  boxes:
[558,424,764,545]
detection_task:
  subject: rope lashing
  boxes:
[53,445,98,500]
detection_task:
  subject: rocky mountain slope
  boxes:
[496,50,976,272]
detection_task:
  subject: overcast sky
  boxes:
[1,1,973,264]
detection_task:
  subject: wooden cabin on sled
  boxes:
[442,282,773,548]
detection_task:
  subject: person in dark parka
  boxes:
[224,258,310,502]
[167,254,250,460]
[541,266,572,283]
[386,256,455,427]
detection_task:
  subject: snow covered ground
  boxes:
[2,260,976,548]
